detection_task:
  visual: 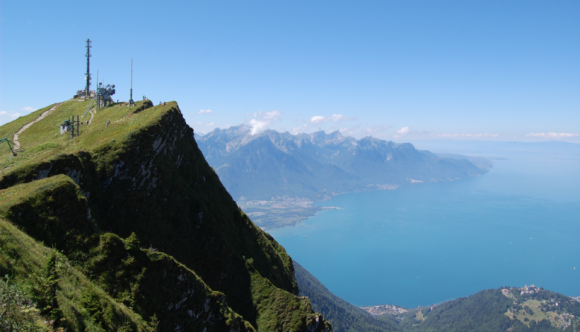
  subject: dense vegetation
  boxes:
[295,261,578,332]
[0,276,60,332]
[0,99,331,331]
[387,289,560,332]
[0,211,152,331]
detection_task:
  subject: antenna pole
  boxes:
[130,59,134,105]
[85,39,92,98]
[96,70,99,110]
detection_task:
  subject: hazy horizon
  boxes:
[1,1,578,143]
[269,141,580,307]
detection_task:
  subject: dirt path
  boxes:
[89,109,95,124]
[82,108,96,128]
[13,103,60,151]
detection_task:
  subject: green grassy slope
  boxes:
[0,277,59,331]
[377,289,573,332]
[0,174,252,332]
[294,260,401,332]
[0,215,153,332]
[295,258,578,332]
[0,99,331,332]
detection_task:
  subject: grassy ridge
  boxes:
[0,99,331,331]
[0,99,159,173]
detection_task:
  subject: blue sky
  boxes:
[1,1,578,142]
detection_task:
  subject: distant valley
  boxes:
[197,125,492,228]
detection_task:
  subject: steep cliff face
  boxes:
[0,100,331,332]
[1,175,252,332]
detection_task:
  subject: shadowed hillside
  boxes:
[0,99,331,332]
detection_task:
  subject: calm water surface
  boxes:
[268,142,580,308]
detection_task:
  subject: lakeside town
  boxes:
[360,285,579,330]
[360,304,409,316]
[502,285,578,330]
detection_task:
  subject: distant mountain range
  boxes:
[197,125,491,201]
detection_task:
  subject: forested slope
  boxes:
[296,261,579,332]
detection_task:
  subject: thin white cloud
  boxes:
[196,121,214,127]
[198,109,213,114]
[341,124,363,137]
[0,110,21,126]
[393,126,410,138]
[249,110,282,135]
[0,111,20,117]
[331,114,343,122]
[526,132,578,139]
[19,106,37,113]
[309,114,344,124]
[292,124,309,135]
[436,133,500,138]
[363,125,389,136]
[337,127,357,137]
[310,116,325,124]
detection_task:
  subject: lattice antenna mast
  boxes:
[130,59,134,105]
[85,39,92,96]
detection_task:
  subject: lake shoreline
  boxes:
[267,148,580,308]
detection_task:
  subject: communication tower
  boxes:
[129,59,134,105]
[85,39,92,97]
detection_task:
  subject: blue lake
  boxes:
[268,141,580,308]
